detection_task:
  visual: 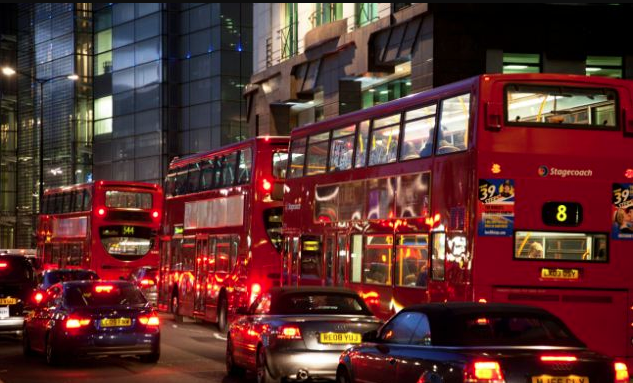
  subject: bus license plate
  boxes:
[0,298,17,305]
[541,268,580,280]
[0,306,8,319]
[319,332,361,344]
[101,318,132,327]
[532,375,589,383]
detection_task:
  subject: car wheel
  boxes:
[217,296,228,332]
[225,335,245,376]
[172,294,183,323]
[256,345,280,383]
[139,352,160,364]
[45,333,62,366]
[22,328,34,357]
[336,366,353,383]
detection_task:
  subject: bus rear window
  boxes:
[506,85,617,128]
[272,151,288,179]
[514,231,607,262]
[105,191,152,209]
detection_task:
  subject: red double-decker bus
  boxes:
[37,181,163,280]
[158,136,288,331]
[282,73,633,366]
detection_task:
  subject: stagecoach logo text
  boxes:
[538,165,593,178]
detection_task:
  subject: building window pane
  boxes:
[586,56,622,78]
[135,13,160,41]
[503,53,541,74]
[95,29,112,54]
[355,3,378,28]
[95,51,113,75]
[95,118,112,135]
[95,96,113,120]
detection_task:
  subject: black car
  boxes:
[23,280,160,365]
[0,254,37,336]
[127,266,158,306]
[37,269,100,290]
[337,302,628,383]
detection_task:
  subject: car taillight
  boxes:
[540,355,577,363]
[615,362,629,383]
[277,325,302,340]
[138,314,160,326]
[0,262,7,268]
[33,291,44,304]
[464,361,505,383]
[250,283,261,304]
[66,317,91,329]
[140,279,155,287]
[95,285,114,293]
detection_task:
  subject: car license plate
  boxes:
[0,297,17,305]
[0,306,8,319]
[101,318,132,327]
[319,332,361,344]
[541,268,580,280]
[531,375,589,383]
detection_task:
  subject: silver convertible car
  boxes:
[226,287,382,383]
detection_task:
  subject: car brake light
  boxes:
[95,285,114,293]
[615,362,629,383]
[540,355,577,362]
[464,361,505,382]
[138,314,160,326]
[66,317,91,329]
[33,292,44,304]
[277,325,302,340]
[250,283,261,304]
[140,279,155,287]
[0,262,6,268]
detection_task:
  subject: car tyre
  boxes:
[336,366,353,383]
[22,328,34,357]
[139,352,160,364]
[217,296,228,332]
[45,333,63,366]
[256,345,280,383]
[172,294,183,323]
[226,335,245,376]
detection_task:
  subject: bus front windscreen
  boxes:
[100,226,153,260]
[506,85,617,129]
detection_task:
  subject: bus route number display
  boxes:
[542,202,582,226]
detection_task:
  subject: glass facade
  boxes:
[14,4,93,247]
[93,3,252,185]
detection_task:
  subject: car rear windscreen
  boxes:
[437,313,584,347]
[0,258,33,282]
[272,292,372,315]
[45,271,99,287]
[64,284,147,307]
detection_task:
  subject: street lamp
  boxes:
[1,66,78,213]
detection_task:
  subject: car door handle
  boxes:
[389,358,396,365]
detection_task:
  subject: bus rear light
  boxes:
[97,208,106,216]
[464,361,505,382]
[66,317,91,329]
[478,298,487,303]
[615,362,629,383]
[152,210,160,219]
[277,325,302,340]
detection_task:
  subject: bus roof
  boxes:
[169,136,289,169]
[289,73,630,138]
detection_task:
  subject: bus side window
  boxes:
[437,94,470,155]
[350,235,363,283]
[188,163,201,193]
[222,152,238,187]
[199,159,215,190]
[83,190,92,212]
[238,148,252,184]
[289,138,307,178]
[354,121,370,168]
[74,190,84,212]
[431,232,446,281]
[214,157,224,187]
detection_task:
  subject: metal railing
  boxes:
[278,22,299,61]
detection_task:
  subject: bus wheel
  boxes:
[217,296,228,332]
[172,294,183,323]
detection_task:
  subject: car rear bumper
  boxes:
[267,349,341,380]
[0,316,24,334]
[54,332,160,357]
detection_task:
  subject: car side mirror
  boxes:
[362,329,378,342]
[236,307,250,315]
